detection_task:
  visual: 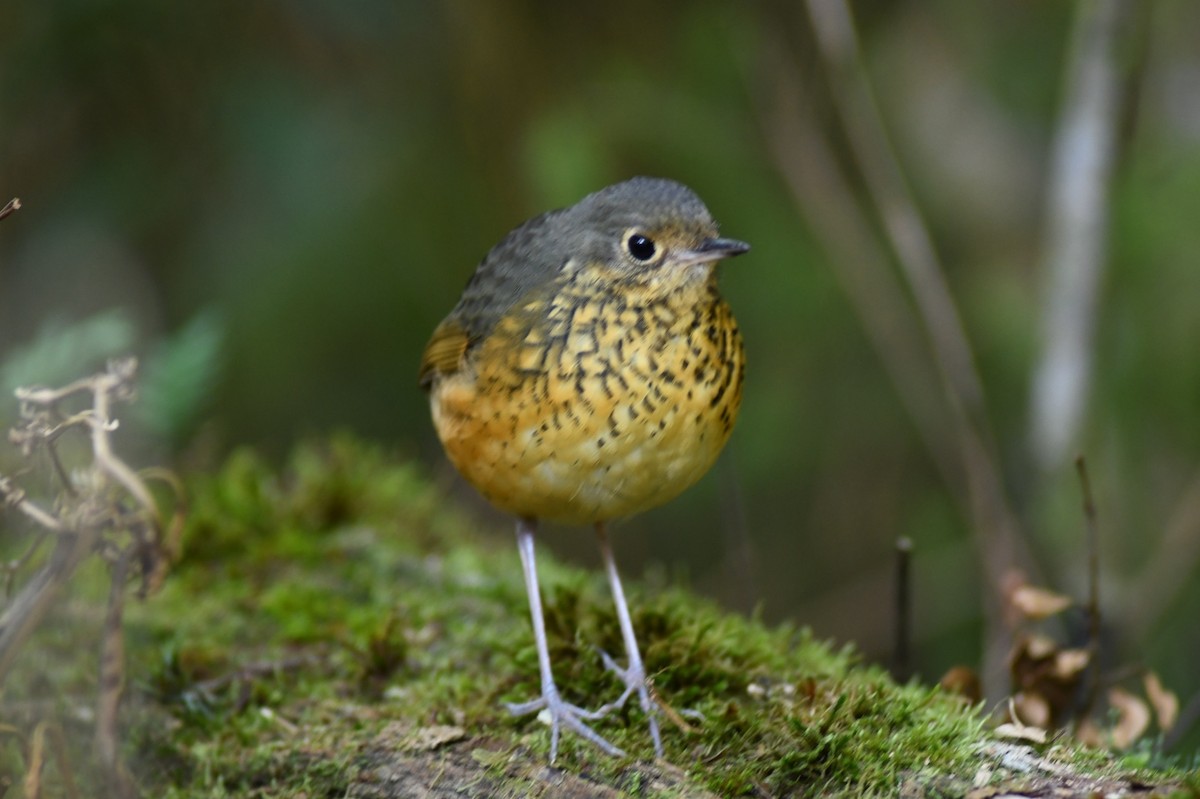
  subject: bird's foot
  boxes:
[596,651,664,757]
[506,683,625,762]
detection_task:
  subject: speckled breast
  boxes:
[430,274,744,525]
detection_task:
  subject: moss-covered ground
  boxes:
[3,436,1195,797]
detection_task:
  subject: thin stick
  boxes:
[1074,456,1102,724]
[754,40,962,499]
[804,0,988,426]
[775,1,1037,697]
[1162,688,1200,753]
[0,198,19,222]
[893,537,913,682]
[0,528,96,684]
[95,553,130,779]
[0,478,66,533]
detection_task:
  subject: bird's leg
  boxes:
[505,517,625,762]
[594,521,664,758]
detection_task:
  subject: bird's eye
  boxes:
[626,234,656,262]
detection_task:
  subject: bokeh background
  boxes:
[2,0,1198,755]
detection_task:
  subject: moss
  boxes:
[12,433,1179,797]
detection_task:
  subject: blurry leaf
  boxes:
[1017,633,1056,661]
[406,725,465,752]
[938,665,982,704]
[994,723,1047,744]
[1052,648,1090,680]
[1010,692,1050,729]
[136,310,225,443]
[1075,718,1104,747]
[1009,584,1073,620]
[1143,671,1178,732]
[996,695,1049,746]
[1108,687,1150,750]
[965,788,1001,799]
[0,310,136,401]
[1009,635,1086,729]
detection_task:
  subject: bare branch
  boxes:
[0,197,19,222]
[763,0,1038,697]
[0,526,97,684]
[0,478,66,533]
[754,39,963,499]
[1030,0,1136,470]
[95,552,136,799]
[804,0,989,425]
[1073,456,1103,726]
[893,536,913,682]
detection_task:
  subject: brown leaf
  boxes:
[1008,634,1088,729]
[939,665,982,704]
[1011,691,1051,729]
[1022,633,1058,661]
[1052,648,1090,680]
[1109,686,1151,749]
[1143,671,1179,732]
[995,721,1048,745]
[1076,718,1105,747]
[966,787,1002,799]
[1010,584,1073,620]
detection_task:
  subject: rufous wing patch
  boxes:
[418,320,471,389]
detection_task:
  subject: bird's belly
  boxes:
[430,318,742,525]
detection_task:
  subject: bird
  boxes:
[419,176,748,762]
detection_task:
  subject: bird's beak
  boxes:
[676,237,751,267]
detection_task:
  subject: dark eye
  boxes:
[626,234,656,261]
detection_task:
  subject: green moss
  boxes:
[39,434,1170,796]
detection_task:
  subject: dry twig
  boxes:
[0,357,177,797]
[1073,456,1103,726]
[760,1,1036,696]
[0,197,20,222]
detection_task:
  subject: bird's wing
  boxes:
[419,208,571,390]
[418,319,471,390]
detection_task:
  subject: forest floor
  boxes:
[2,436,1195,798]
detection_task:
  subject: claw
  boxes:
[511,520,627,762]
[595,649,663,756]
[507,683,625,762]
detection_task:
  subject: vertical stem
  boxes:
[1074,456,1102,724]
[893,537,913,682]
[1031,0,1133,470]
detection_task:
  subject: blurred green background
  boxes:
[2,0,1199,753]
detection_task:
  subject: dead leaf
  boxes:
[1143,671,1178,732]
[1008,635,1087,729]
[1109,687,1150,749]
[965,788,1001,799]
[1075,718,1104,747]
[1052,648,1090,680]
[995,721,1048,745]
[1011,692,1050,729]
[1022,634,1058,661]
[408,724,466,752]
[1010,584,1073,620]
[939,666,982,704]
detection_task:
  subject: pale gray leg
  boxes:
[594,521,664,757]
[505,517,625,762]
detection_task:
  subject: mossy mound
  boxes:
[10,435,1188,797]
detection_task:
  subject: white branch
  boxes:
[1030,0,1132,470]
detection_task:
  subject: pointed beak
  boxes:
[677,237,751,266]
